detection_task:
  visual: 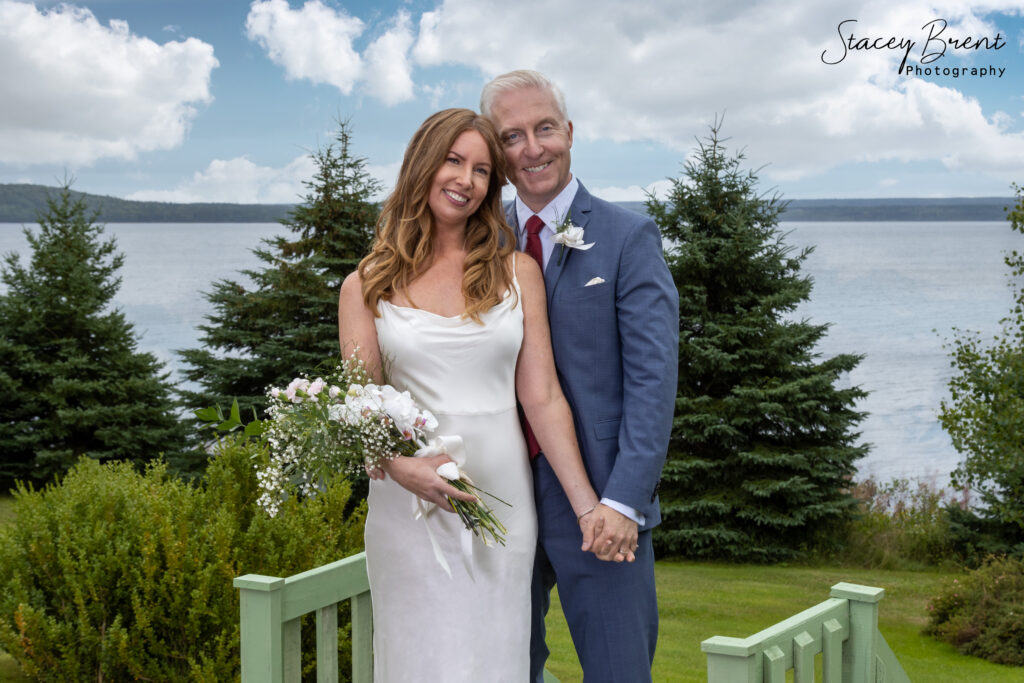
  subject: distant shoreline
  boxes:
[0,183,1016,223]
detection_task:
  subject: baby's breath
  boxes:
[254,354,509,547]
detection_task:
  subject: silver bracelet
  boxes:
[576,504,597,521]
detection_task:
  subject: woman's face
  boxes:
[427,129,492,231]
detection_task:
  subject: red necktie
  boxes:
[521,215,544,459]
[524,214,545,270]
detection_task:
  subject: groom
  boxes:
[481,71,678,681]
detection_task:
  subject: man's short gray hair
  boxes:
[480,69,569,123]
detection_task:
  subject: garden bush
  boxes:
[828,478,958,570]
[0,436,365,681]
[925,555,1024,666]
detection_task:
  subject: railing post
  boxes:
[234,574,287,683]
[702,636,758,682]
[830,582,884,683]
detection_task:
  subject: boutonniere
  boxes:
[551,213,594,265]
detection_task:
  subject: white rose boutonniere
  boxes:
[551,213,594,265]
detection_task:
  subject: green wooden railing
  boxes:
[701,582,911,683]
[234,552,374,683]
[235,552,562,682]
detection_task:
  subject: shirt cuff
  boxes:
[600,497,645,526]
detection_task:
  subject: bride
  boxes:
[337,108,601,681]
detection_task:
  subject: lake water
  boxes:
[1,221,1019,485]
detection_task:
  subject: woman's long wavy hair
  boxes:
[358,108,516,322]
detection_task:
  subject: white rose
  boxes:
[551,225,594,250]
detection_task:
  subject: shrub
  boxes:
[0,436,365,681]
[925,555,1024,666]
[826,478,958,570]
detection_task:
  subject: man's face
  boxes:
[488,86,573,213]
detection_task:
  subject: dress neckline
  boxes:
[380,299,463,320]
[379,254,520,321]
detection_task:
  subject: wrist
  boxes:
[575,504,597,521]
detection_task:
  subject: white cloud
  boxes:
[245,0,416,105]
[364,11,415,106]
[590,180,673,202]
[405,0,1024,186]
[129,153,401,204]
[0,1,217,165]
[245,0,364,95]
[368,160,402,200]
[128,155,315,204]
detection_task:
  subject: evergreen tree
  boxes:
[646,124,868,561]
[178,121,380,419]
[0,184,190,486]
[939,185,1024,537]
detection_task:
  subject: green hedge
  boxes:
[925,555,1024,667]
[0,436,365,681]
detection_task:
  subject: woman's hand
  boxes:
[381,454,478,512]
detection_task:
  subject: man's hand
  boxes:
[381,454,477,512]
[580,503,638,562]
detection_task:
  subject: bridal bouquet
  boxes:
[248,355,509,546]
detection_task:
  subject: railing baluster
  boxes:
[793,630,815,683]
[821,618,843,682]
[283,618,301,683]
[764,645,786,683]
[351,591,373,683]
[316,604,339,683]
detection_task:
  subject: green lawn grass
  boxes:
[542,561,1023,683]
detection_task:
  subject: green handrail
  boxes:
[701,582,911,683]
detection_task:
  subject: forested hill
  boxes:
[0,184,293,223]
[0,183,1016,223]
[615,196,1016,222]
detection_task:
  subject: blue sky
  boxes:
[1,0,1023,203]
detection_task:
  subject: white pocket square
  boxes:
[585,277,605,286]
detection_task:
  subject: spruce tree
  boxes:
[0,184,190,485]
[178,121,380,419]
[646,124,868,561]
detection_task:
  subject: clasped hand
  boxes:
[579,504,638,563]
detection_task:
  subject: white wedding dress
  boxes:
[365,268,537,682]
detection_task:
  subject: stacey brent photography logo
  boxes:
[821,18,1007,79]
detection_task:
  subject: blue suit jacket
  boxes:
[508,182,678,530]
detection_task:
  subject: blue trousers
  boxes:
[529,455,658,682]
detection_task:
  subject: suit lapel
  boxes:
[506,186,594,307]
[544,184,593,305]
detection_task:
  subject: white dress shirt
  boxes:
[513,178,645,527]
